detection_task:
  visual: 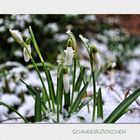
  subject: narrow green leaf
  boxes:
[97,87,103,119]
[21,79,47,114]
[27,62,56,69]
[64,91,70,111]
[45,68,56,106]
[104,88,140,123]
[35,90,42,122]
[70,82,89,114]
[0,101,28,123]
[56,68,64,122]
[20,79,36,98]
[75,67,85,92]
[29,26,55,112]
[71,57,77,105]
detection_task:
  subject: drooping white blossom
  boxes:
[64,46,74,66]
[93,52,101,71]
[9,29,24,44]
[23,45,31,62]
[63,73,70,93]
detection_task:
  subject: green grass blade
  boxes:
[75,67,85,92]
[97,87,103,119]
[104,88,140,123]
[35,90,42,122]
[70,82,89,114]
[0,101,28,123]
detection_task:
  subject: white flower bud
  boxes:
[79,34,89,44]
[93,52,101,71]
[64,47,74,66]
[66,29,72,35]
[63,73,70,93]
[23,45,31,62]
[9,29,24,44]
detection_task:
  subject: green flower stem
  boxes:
[71,57,76,105]
[29,26,55,113]
[92,71,96,122]
[23,44,51,109]
[0,101,28,123]
[89,49,97,122]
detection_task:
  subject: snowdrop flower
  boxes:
[92,46,101,71]
[79,34,89,44]
[63,67,70,93]
[64,38,74,66]
[9,29,24,44]
[23,45,31,62]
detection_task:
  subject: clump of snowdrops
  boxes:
[0,26,140,123]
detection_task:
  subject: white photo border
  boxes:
[0,0,140,139]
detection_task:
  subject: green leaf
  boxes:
[70,82,89,114]
[97,87,103,119]
[0,101,28,123]
[29,26,55,112]
[21,79,47,114]
[27,62,56,69]
[75,67,85,92]
[35,90,42,122]
[104,88,140,123]
[20,79,36,98]
[56,68,64,122]
[71,57,77,105]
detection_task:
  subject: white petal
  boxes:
[63,74,70,93]
[66,29,72,35]
[79,34,89,44]
[65,47,74,66]
[9,29,24,44]
[93,52,101,71]
[23,45,31,62]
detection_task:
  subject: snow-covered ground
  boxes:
[0,40,140,123]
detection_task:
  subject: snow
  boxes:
[0,26,140,123]
[0,59,139,123]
